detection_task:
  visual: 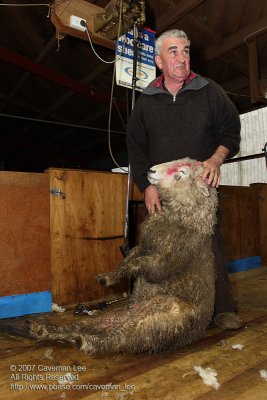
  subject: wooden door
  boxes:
[49,168,130,305]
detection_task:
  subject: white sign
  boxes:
[116,27,156,91]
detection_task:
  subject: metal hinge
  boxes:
[50,188,66,199]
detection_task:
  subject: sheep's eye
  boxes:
[174,169,187,180]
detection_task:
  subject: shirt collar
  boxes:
[153,71,197,90]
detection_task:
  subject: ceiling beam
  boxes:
[0,46,121,108]
[0,36,58,112]
[207,0,226,33]
[202,16,267,61]
[220,76,249,93]
[247,40,267,104]
[260,79,267,98]
[247,40,259,103]
[186,14,223,45]
[156,0,206,33]
[220,53,249,77]
[14,60,114,138]
[42,107,109,148]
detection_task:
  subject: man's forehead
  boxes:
[167,44,190,50]
[161,37,189,48]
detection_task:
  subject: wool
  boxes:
[28,158,218,355]
[194,365,221,390]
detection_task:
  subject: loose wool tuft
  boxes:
[194,365,221,390]
[28,158,218,355]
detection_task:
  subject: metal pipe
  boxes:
[224,152,265,164]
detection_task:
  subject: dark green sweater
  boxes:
[127,73,241,192]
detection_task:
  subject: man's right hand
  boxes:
[144,185,162,215]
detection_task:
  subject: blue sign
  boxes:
[116,27,156,91]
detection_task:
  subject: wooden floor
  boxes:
[1,266,267,400]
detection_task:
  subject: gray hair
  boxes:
[155,29,190,56]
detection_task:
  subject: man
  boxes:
[127,29,242,330]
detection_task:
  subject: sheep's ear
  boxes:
[196,179,210,197]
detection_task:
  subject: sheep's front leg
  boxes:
[97,251,166,287]
[97,245,142,287]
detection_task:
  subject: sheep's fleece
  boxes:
[28,158,218,355]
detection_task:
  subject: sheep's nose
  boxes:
[148,169,156,174]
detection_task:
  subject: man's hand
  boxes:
[202,157,221,188]
[145,185,162,215]
[202,145,230,188]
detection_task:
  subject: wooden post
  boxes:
[247,40,260,103]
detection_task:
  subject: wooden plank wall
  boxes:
[0,171,50,297]
[219,184,267,263]
[257,184,267,263]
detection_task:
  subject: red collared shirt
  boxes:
[153,71,197,90]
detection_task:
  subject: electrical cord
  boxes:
[107,56,129,173]
[82,0,129,173]
[84,23,125,64]
[78,1,129,171]
[106,0,131,173]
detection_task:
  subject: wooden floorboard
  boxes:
[1,266,267,399]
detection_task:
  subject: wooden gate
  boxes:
[49,168,132,305]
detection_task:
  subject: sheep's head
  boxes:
[148,158,210,197]
[147,158,217,231]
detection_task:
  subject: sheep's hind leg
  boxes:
[26,320,82,348]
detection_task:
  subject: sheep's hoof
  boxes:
[97,272,118,287]
[26,320,48,339]
[77,336,95,354]
[96,275,107,286]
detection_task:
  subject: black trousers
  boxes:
[212,222,237,314]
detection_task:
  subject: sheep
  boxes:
[27,158,218,355]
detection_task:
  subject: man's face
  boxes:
[155,37,190,82]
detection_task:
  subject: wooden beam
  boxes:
[51,13,115,50]
[220,76,249,93]
[52,0,103,32]
[0,36,58,112]
[5,3,44,54]
[155,0,206,33]
[260,79,267,98]
[186,14,222,45]
[14,61,114,138]
[41,107,109,148]
[220,53,249,77]
[0,46,114,106]
[247,40,260,103]
[207,0,226,33]
[51,1,116,50]
[202,16,267,61]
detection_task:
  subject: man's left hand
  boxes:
[201,145,230,188]
[202,157,221,188]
